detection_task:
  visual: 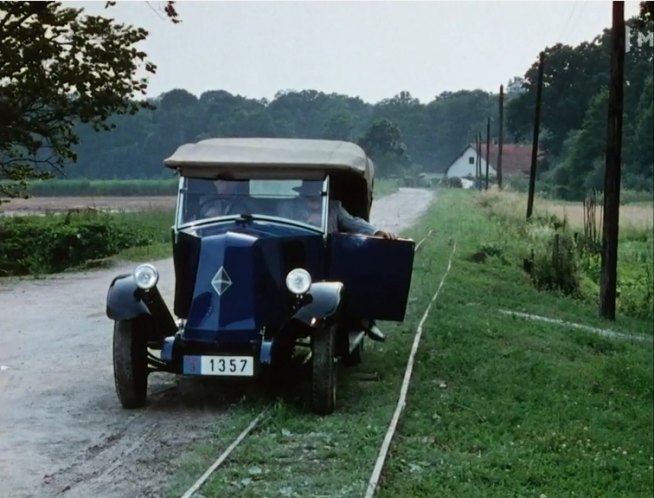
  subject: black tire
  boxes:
[113,319,148,408]
[311,324,337,415]
[342,337,364,367]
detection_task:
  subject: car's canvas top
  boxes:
[164,138,374,185]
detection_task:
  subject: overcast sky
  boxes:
[72,1,642,104]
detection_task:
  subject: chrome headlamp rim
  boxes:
[134,263,159,290]
[285,268,312,295]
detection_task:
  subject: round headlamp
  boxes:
[285,268,312,295]
[134,264,159,290]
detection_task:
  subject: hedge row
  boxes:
[17,179,179,197]
[0,211,171,276]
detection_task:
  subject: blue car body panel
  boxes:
[327,234,415,321]
[179,219,325,345]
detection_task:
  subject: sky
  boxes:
[72,1,643,104]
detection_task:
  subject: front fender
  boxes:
[292,282,343,327]
[106,275,177,338]
[106,274,149,321]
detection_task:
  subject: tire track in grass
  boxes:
[174,231,438,498]
[180,409,269,498]
[365,240,457,498]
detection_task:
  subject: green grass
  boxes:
[165,190,653,497]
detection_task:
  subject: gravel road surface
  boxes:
[0,188,434,498]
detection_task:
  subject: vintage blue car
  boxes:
[107,138,415,414]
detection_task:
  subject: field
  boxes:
[164,190,653,497]
[486,190,653,232]
[0,195,175,216]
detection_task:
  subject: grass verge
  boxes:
[165,189,652,497]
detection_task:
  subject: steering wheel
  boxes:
[197,197,249,218]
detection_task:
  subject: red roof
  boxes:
[477,143,536,176]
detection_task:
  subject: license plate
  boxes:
[183,355,254,376]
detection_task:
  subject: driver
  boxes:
[198,180,250,218]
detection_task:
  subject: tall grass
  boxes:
[478,189,653,321]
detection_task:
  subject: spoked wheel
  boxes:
[113,319,148,408]
[311,324,337,415]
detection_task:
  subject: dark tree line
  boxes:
[71,87,501,181]
[506,16,653,199]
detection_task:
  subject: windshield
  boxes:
[178,178,326,229]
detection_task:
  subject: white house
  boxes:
[445,143,534,179]
[445,145,496,179]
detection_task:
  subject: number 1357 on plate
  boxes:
[183,355,254,376]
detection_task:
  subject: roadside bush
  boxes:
[442,176,463,188]
[0,211,166,275]
[619,264,654,321]
[525,218,581,297]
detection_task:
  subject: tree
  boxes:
[322,112,355,141]
[426,90,497,169]
[506,42,607,156]
[358,119,410,177]
[0,1,171,200]
[374,91,432,170]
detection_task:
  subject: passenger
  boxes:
[299,181,395,342]
[299,182,396,239]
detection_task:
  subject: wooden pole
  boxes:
[477,133,483,191]
[485,117,490,190]
[600,1,625,320]
[497,85,504,190]
[526,51,545,220]
[475,133,479,188]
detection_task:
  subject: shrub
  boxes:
[0,211,167,276]
[442,177,463,188]
[619,264,654,321]
[525,217,581,297]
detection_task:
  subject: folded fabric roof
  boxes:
[164,138,374,185]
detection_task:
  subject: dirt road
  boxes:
[0,188,434,498]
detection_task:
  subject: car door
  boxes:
[327,234,415,321]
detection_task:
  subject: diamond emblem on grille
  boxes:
[211,266,232,295]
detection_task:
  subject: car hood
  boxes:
[175,220,325,344]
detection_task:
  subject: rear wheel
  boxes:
[113,318,148,408]
[311,324,337,415]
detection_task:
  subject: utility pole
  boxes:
[485,117,490,190]
[477,133,483,191]
[600,1,625,320]
[526,51,545,220]
[475,133,480,190]
[497,84,504,190]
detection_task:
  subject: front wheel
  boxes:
[311,324,337,415]
[113,318,148,408]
